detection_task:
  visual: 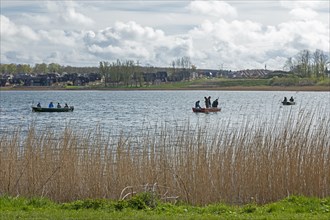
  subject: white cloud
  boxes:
[0,15,38,41]
[1,1,329,69]
[187,1,237,18]
[289,8,318,20]
[38,30,78,46]
[187,15,329,70]
[279,0,329,10]
[114,21,165,41]
[0,15,17,37]
[45,0,94,27]
[84,21,193,66]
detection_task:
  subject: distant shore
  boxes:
[1,85,329,92]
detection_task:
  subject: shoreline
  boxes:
[1,85,329,92]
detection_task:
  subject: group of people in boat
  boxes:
[37,102,69,108]
[195,96,219,109]
[283,96,294,103]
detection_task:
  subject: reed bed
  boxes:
[0,109,329,205]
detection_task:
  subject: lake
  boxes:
[0,90,329,138]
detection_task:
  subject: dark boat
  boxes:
[282,101,295,106]
[32,106,74,112]
[192,107,221,113]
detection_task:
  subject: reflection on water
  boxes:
[1,90,329,140]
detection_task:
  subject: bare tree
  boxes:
[295,50,312,77]
[99,61,110,87]
[284,57,295,72]
[318,50,328,79]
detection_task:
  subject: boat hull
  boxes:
[192,107,221,113]
[32,106,74,112]
[282,101,295,105]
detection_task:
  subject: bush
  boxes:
[316,78,330,86]
[127,192,158,210]
[269,76,299,86]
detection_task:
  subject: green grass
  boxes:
[2,77,329,91]
[316,78,330,86]
[95,78,272,90]
[205,78,270,87]
[63,85,85,89]
[141,78,271,89]
[1,195,329,219]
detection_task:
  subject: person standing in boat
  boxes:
[283,97,287,103]
[48,102,54,108]
[289,96,294,102]
[57,103,61,108]
[208,96,211,108]
[195,100,201,109]
[37,102,41,108]
[204,97,209,108]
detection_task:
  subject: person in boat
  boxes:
[64,103,69,108]
[283,97,288,103]
[195,100,201,109]
[48,102,54,108]
[37,102,41,108]
[208,96,211,108]
[289,96,294,102]
[204,97,209,108]
[57,103,61,108]
[212,98,219,108]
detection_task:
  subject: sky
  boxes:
[1,0,329,71]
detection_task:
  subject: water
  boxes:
[0,90,329,138]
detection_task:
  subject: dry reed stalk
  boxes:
[0,109,329,205]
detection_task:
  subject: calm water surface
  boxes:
[0,90,329,137]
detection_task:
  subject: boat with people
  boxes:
[193,97,221,113]
[192,107,221,113]
[282,96,295,105]
[32,106,74,112]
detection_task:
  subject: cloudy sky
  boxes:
[1,0,329,70]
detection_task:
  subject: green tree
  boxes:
[0,64,8,76]
[123,60,135,87]
[16,64,32,74]
[7,63,17,75]
[48,63,62,74]
[110,60,121,86]
[34,63,48,74]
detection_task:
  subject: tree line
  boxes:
[99,60,144,87]
[0,63,99,75]
[1,50,328,81]
[284,49,329,78]
[99,57,194,87]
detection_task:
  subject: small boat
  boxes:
[282,101,295,106]
[192,107,221,113]
[32,106,74,112]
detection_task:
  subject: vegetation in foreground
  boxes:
[1,108,329,207]
[1,195,329,219]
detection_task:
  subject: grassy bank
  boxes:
[1,195,329,219]
[1,108,329,206]
[1,78,329,91]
